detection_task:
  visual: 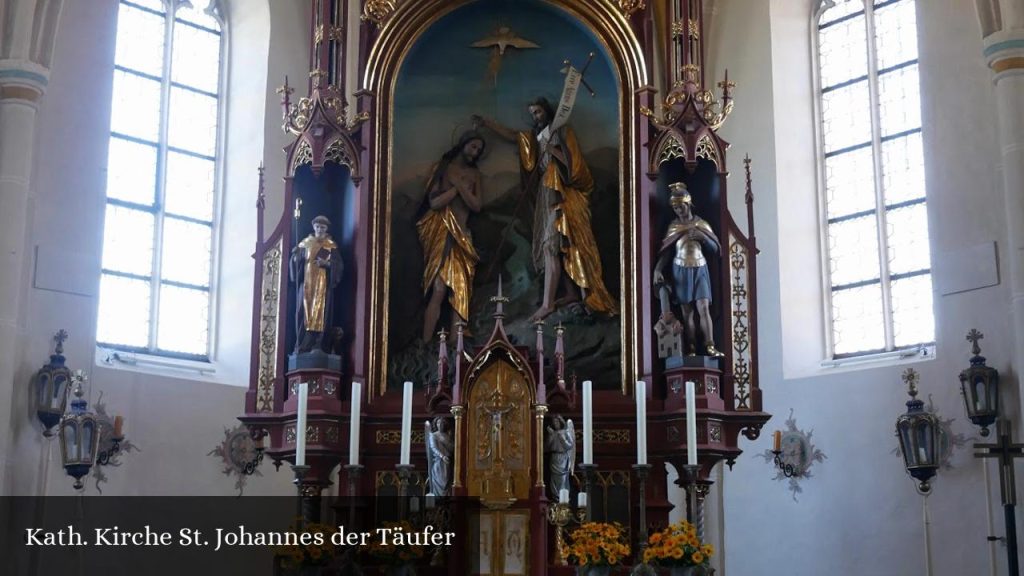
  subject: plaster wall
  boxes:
[704,1,1016,575]
[3,0,307,496]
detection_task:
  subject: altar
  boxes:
[239,1,770,573]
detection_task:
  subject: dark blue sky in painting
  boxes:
[394,0,619,188]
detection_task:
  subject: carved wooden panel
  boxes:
[467,359,532,502]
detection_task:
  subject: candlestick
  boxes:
[773,430,782,452]
[113,415,124,438]
[296,382,309,466]
[349,382,362,466]
[400,381,413,465]
[636,380,647,465]
[582,380,594,465]
[685,380,697,466]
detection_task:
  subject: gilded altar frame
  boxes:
[361,0,649,396]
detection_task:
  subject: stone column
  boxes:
[976,2,1024,416]
[0,60,48,492]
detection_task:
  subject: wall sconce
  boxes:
[58,371,101,490]
[31,330,72,436]
[895,368,941,494]
[959,329,999,436]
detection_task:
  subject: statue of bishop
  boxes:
[290,215,343,355]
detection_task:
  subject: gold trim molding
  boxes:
[362,0,648,396]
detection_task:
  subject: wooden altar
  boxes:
[240,1,771,574]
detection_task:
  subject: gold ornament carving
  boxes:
[695,134,719,167]
[617,0,645,16]
[361,0,397,26]
[657,133,687,165]
[257,241,282,412]
[291,140,313,173]
[376,430,425,444]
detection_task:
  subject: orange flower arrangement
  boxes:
[643,520,713,568]
[273,521,338,569]
[565,522,630,567]
[362,520,426,566]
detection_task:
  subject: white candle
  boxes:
[559,488,569,504]
[636,380,647,465]
[349,381,362,466]
[425,493,436,509]
[582,380,593,465]
[410,496,420,514]
[296,381,309,466]
[686,380,697,466]
[578,492,587,508]
[400,381,413,465]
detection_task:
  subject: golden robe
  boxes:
[417,189,480,323]
[518,126,618,315]
[296,235,339,332]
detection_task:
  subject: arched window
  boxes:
[815,0,933,358]
[97,0,224,360]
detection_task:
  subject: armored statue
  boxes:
[654,182,724,357]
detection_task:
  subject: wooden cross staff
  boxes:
[561,52,597,97]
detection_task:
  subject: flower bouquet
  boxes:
[565,521,630,575]
[362,521,425,576]
[273,521,338,572]
[643,520,714,575]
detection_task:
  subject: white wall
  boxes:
[703,1,1016,575]
[3,0,308,496]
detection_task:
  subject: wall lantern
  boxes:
[31,330,72,436]
[895,368,942,494]
[58,371,101,490]
[959,329,999,437]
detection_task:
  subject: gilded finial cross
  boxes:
[902,368,919,398]
[967,328,984,356]
[54,329,68,355]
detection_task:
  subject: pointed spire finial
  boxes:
[54,329,68,355]
[490,275,510,317]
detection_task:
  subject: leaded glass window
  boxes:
[97,0,223,360]
[816,0,934,357]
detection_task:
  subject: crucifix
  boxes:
[483,387,514,465]
[975,419,1024,576]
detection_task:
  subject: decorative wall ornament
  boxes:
[890,394,973,470]
[361,0,398,26]
[729,240,752,410]
[90,391,137,493]
[256,240,282,412]
[758,410,826,501]
[208,424,263,496]
[617,0,646,17]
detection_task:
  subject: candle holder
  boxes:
[396,463,415,520]
[682,464,705,542]
[291,464,312,527]
[578,462,597,522]
[630,463,656,576]
[546,501,586,565]
[96,434,125,466]
[771,450,795,478]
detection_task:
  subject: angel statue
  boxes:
[425,417,454,497]
[545,415,575,500]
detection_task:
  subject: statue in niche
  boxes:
[418,131,486,342]
[545,415,575,500]
[474,97,617,322]
[290,215,343,356]
[425,416,454,496]
[654,182,724,357]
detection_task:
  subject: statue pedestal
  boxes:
[288,350,342,372]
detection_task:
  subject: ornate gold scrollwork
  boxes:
[257,241,282,412]
[617,0,645,16]
[695,134,719,167]
[657,133,686,165]
[361,0,397,26]
[291,140,313,173]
